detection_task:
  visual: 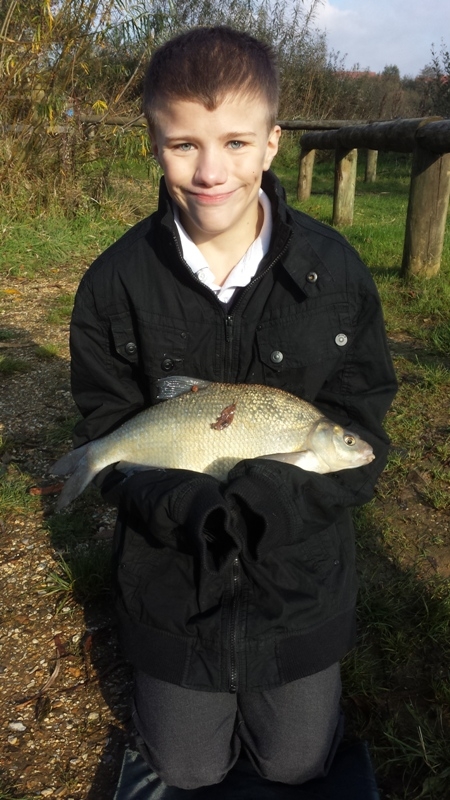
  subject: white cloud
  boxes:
[314,0,450,77]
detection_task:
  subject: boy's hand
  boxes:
[115,468,241,573]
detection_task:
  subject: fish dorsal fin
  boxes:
[156,375,211,400]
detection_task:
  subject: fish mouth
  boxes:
[357,451,375,464]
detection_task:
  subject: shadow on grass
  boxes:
[44,507,134,799]
[2,324,449,800]
[344,503,450,800]
[0,324,131,799]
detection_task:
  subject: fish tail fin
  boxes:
[50,444,96,511]
[51,444,89,478]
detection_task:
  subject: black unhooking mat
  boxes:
[113,740,380,800]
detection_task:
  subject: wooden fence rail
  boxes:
[298,117,450,278]
[3,111,449,277]
[2,115,371,133]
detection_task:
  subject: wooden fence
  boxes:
[75,113,450,278]
[297,117,450,278]
[4,112,450,278]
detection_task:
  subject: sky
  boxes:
[313,0,450,77]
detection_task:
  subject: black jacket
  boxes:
[70,171,397,692]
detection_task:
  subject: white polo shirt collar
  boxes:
[173,189,273,304]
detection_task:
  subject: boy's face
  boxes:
[151,93,281,246]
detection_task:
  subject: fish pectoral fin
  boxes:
[156,375,211,400]
[261,450,330,474]
[116,461,163,475]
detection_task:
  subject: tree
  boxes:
[0,0,328,204]
[417,43,450,117]
[382,64,400,80]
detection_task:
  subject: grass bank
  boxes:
[275,141,450,799]
[1,141,449,800]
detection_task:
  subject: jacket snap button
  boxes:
[161,358,175,371]
[307,271,318,283]
[270,350,284,364]
[335,334,348,347]
[124,341,137,355]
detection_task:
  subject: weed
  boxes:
[45,293,74,325]
[430,322,450,356]
[0,329,19,342]
[0,356,29,374]
[47,507,95,548]
[0,466,38,517]
[35,344,60,359]
[0,770,34,799]
[44,543,112,607]
[420,478,450,511]
[45,414,81,447]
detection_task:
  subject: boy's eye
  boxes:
[228,140,244,150]
[176,143,193,151]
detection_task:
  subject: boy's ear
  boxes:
[263,125,282,171]
[148,127,162,165]
[151,138,161,164]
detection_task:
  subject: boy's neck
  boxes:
[178,202,264,286]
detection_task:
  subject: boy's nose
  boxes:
[193,150,227,186]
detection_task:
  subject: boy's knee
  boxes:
[255,749,327,785]
[134,731,230,790]
[158,764,228,790]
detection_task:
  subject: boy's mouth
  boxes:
[187,190,236,204]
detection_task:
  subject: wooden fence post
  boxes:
[333,147,358,226]
[401,145,450,278]
[365,149,378,182]
[297,148,315,201]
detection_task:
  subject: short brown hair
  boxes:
[143,26,279,130]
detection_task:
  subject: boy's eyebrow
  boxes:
[224,131,258,138]
[163,131,258,143]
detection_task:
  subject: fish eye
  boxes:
[344,434,356,446]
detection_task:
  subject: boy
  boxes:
[69,27,397,790]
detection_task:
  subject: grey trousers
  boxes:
[132,663,343,791]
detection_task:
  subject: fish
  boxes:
[50,376,375,511]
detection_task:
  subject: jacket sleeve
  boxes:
[70,271,147,448]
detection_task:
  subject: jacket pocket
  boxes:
[117,541,172,619]
[294,525,341,585]
[109,311,190,377]
[255,302,352,395]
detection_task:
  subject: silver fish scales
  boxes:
[51,377,374,510]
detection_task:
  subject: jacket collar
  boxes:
[156,171,334,296]
[261,171,336,296]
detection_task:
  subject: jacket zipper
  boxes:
[229,556,241,693]
[221,239,292,381]
[172,230,291,381]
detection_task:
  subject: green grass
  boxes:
[0,774,35,800]
[0,356,29,374]
[45,292,75,325]
[0,157,160,279]
[34,343,61,359]
[44,543,112,608]
[45,413,81,446]
[0,466,39,517]
[273,141,450,798]
[0,328,19,341]
[0,213,123,279]
[2,143,449,800]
